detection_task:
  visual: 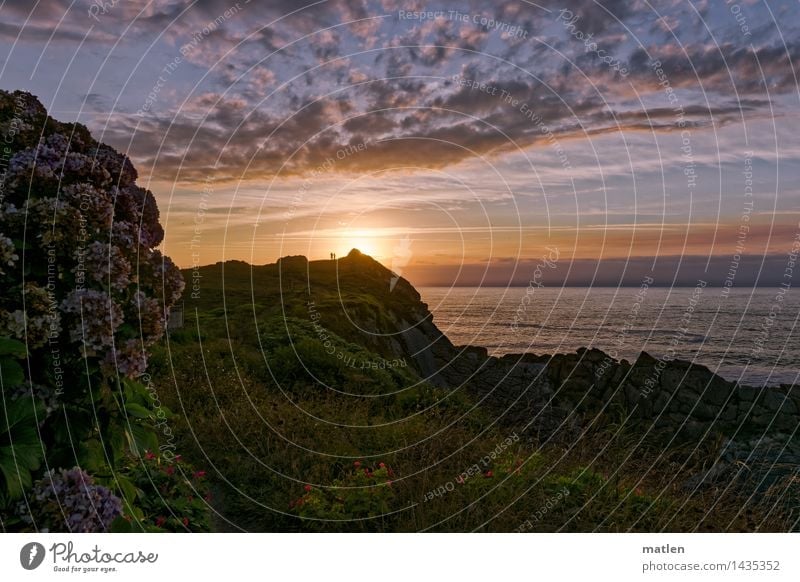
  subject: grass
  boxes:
[146,254,796,531]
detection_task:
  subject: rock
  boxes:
[720,404,738,422]
[269,248,800,459]
[705,378,735,407]
[763,390,796,414]
[737,386,761,402]
[681,420,709,440]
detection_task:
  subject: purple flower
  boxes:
[60,289,123,356]
[24,468,122,533]
[0,89,183,383]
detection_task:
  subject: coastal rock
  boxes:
[228,251,800,473]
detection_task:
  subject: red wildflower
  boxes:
[304,484,312,492]
[354,461,362,468]
[165,465,175,476]
[182,517,189,527]
[174,455,182,462]
[155,516,166,527]
[484,470,494,478]
[378,462,385,469]
[193,470,206,479]
[144,451,156,461]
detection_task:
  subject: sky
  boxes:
[1,0,799,286]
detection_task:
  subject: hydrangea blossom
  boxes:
[61,183,114,232]
[0,283,58,349]
[114,185,165,248]
[77,241,133,291]
[0,89,184,381]
[132,291,165,338]
[60,289,123,356]
[105,338,149,378]
[22,468,122,532]
[0,235,18,274]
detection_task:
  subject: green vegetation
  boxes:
[147,253,793,532]
[0,90,208,532]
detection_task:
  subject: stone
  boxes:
[682,420,709,440]
[705,378,735,407]
[737,386,761,402]
[652,391,671,414]
[720,405,738,422]
[763,390,797,414]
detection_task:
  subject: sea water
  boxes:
[420,287,799,387]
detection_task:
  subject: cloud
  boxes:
[108,66,773,184]
[4,0,787,186]
[629,41,800,94]
[546,0,632,35]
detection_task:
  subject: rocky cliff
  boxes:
[293,251,799,484]
[196,250,799,490]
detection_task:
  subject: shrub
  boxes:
[0,89,204,531]
[290,461,397,529]
[115,453,212,532]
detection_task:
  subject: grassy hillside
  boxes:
[147,251,795,531]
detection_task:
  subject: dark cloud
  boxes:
[629,41,800,94]
[545,0,633,35]
[102,49,776,184]
[0,21,94,43]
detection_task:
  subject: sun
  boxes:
[348,238,379,257]
[339,229,383,259]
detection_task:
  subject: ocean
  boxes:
[419,286,799,387]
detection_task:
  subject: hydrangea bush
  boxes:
[0,91,183,381]
[0,89,194,532]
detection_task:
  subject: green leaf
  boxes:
[124,403,152,419]
[115,474,138,504]
[0,460,33,500]
[110,516,132,533]
[79,439,109,473]
[0,358,24,387]
[106,426,126,465]
[122,378,151,400]
[2,398,43,429]
[127,423,159,456]
[0,398,45,500]
[0,338,26,358]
